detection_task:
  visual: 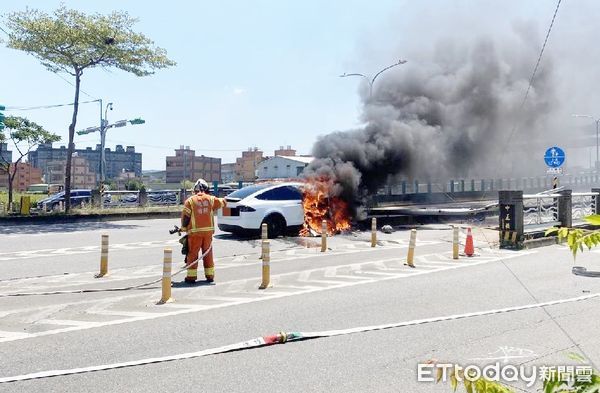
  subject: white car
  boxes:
[217,182,304,237]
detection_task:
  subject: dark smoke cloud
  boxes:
[304,26,557,219]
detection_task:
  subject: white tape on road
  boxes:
[1,291,599,384]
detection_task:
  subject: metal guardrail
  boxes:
[522,194,559,226]
[572,192,598,221]
[101,190,181,208]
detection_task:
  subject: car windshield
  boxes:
[227,184,272,199]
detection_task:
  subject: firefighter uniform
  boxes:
[181,192,227,283]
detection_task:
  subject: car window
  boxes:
[256,186,302,201]
[227,184,272,199]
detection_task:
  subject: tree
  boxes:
[125,178,145,191]
[3,6,175,212]
[181,179,194,190]
[0,116,60,208]
[546,215,600,258]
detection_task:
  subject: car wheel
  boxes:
[262,214,286,239]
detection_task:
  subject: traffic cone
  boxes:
[464,227,475,257]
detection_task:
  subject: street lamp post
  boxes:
[77,104,145,183]
[339,59,407,99]
[100,102,113,182]
[572,114,600,171]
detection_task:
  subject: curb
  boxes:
[523,236,558,249]
[0,211,181,225]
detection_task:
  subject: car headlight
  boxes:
[238,205,256,212]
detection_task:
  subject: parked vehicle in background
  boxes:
[214,185,235,197]
[36,189,92,211]
[217,182,304,237]
[26,184,63,194]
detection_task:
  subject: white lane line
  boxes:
[0,251,536,344]
[0,331,32,339]
[91,310,161,318]
[36,319,97,327]
[4,286,596,384]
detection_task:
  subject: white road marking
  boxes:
[0,250,536,344]
[3,286,597,384]
[0,331,32,339]
[36,319,97,327]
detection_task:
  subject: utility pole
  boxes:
[572,114,600,171]
[77,104,145,183]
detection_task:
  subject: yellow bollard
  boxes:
[371,217,377,247]
[261,223,268,259]
[158,248,173,304]
[259,240,271,289]
[452,226,459,260]
[261,223,268,240]
[321,220,327,252]
[95,234,109,278]
[406,229,416,268]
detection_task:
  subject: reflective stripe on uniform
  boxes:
[204,267,215,275]
[187,194,216,232]
[187,268,197,276]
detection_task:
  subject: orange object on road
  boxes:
[464,227,475,257]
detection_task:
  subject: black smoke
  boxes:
[304,31,556,219]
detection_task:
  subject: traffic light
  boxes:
[129,118,145,125]
[0,105,5,130]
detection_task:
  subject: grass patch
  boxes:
[0,192,47,206]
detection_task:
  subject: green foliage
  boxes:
[0,116,59,206]
[542,354,600,393]
[181,179,194,189]
[3,5,175,212]
[3,5,176,76]
[124,179,145,191]
[433,363,515,393]
[0,116,60,167]
[545,215,600,259]
[436,356,600,393]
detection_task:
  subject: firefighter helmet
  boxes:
[193,178,209,193]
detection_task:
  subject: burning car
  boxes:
[217,182,305,237]
[217,179,351,238]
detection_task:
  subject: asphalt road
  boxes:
[1,218,600,392]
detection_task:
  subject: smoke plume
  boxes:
[304,26,557,219]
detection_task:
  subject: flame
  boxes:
[300,176,351,236]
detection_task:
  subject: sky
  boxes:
[1,1,600,171]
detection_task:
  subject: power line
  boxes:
[105,138,246,152]
[504,0,562,147]
[6,99,100,111]
[52,73,98,100]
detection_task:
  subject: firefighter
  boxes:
[181,179,227,283]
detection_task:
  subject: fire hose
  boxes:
[1,291,598,383]
[0,228,212,298]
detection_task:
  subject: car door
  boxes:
[255,186,303,226]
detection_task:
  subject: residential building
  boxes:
[221,163,236,183]
[257,156,314,179]
[165,146,221,183]
[28,143,142,182]
[235,147,264,182]
[0,162,42,192]
[0,143,12,165]
[46,155,97,189]
[274,145,296,157]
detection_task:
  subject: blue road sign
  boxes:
[544,146,565,168]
